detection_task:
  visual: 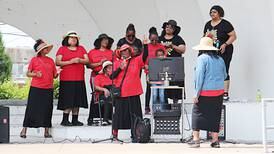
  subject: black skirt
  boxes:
[23,87,53,128]
[57,81,88,110]
[191,95,223,132]
[112,95,143,130]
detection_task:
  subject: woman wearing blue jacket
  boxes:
[189,37,227,148]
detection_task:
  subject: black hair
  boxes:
[149,27,158,38]
[62,36,79,47]
[155,48,165,56]
[33,39,44,51]
[126,23,136,33]
[210,5,225,17]
[103,64,112,74]
[199,50,220,59]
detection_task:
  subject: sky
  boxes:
[0,23,35,49]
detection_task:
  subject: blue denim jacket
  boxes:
[194,54,227,97]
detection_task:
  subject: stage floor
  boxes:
[0,142,267,154]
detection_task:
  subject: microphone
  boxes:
[122,55,127,62]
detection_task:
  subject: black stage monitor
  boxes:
[148,57,184,82]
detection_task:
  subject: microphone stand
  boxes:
[92,50,123,143]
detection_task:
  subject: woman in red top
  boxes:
[56,31,89,126]
[110,44,148,141]
[20,39,58,138]
[144,27,166,114]
[94,61,113,126]
[87,33,114,126]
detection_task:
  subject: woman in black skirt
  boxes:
[56,31,89,126]
[110,43,148,141]
[203,5,237,100]
[20,39,58,138]
[189,37,227,148]
[159,20,186,103]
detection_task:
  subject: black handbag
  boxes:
[110,59,131,98]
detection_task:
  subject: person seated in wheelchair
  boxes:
[94,61,113,126]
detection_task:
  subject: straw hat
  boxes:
[115,44,134,59]
[34,39,53,53]
[192,37,219,51]
[99,61,112,74]
[63,31,80,39]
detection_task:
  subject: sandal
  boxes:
[210,141,220,148]
[188,140,200,148]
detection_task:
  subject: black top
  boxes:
[117,37,143,56]
[159,35,186,57]
[203,19,234,47]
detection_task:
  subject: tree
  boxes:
[0,32,12,83]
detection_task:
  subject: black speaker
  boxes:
[0,106,9,143]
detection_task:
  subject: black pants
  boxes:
[145,82,151,108]
[220,45,233,81]
[88,80,96,122]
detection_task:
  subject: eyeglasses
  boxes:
[210,11,218,14]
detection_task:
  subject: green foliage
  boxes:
[53,79,59,99]
[0,78,60,100]
[0,79,30,99]
[0,33,12,83]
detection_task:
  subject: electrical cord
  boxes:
[10,135,95,144]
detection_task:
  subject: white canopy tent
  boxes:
[1,0,274,101]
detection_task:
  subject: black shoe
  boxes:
[223,93,229,101]
[102,121,109,126]
[61,121,73,126]
[20,132,26,138]
[188,140,200,148]
[210,141,220,148]
[72,121,84,126]
[44,133,52,138]
[87,120,99,126]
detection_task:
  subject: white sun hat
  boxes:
[99,61,113,74]
[192,37,219,51]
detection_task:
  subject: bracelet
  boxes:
[224,42,229,46]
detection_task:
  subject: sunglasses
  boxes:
[127,34,135,38]
[150,39,158,42]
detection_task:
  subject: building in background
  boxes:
[5,47,34,84]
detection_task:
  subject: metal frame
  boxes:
[262,98,274,153]
[150,86,184,140]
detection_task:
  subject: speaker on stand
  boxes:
[0,106,10,143]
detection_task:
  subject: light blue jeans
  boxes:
[151,83,166,111]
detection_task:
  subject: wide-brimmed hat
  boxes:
[192,37,219,51]
[99,61,112,74]
[34,40,53,53]
[115,44,134,59]
[162,20,181,35]
[63,31,80,39]
[94,33,114,49]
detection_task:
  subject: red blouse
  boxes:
[94,74,112,88]
[56,46,87,81]
[113,55,144,97]
[28,56,57,89]
[88,49,113,77]
[144,43,166,74]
